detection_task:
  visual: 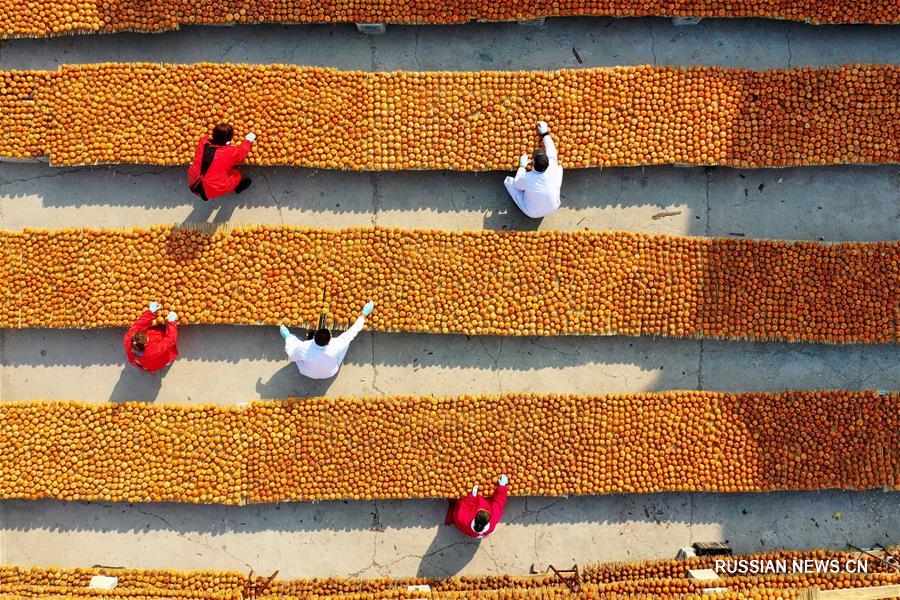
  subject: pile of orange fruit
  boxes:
[0,70,52,159]
[1,0,897,38]
[2,64,896,168]
[1,226,895,344]
[0,391,895,504]
[2,549,898,599]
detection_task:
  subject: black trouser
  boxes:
[190,143,218,201]
[234,177,252,194]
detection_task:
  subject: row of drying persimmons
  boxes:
[1,64,897,168]
[1,226,895,343]
[0,391,895,505]
[3,548,899,598]
[2,0,897,39]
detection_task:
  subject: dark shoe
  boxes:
[234,178,252,194]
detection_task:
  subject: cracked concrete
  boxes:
[784,23,794,68]
[1,15,898,581]
[259,172,286,226]
[696,340,705,391]
[703,168,713,237]
[370,334,385,395]
[369,172,382,226]
[413,28,423,70]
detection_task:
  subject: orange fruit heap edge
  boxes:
[1,0,898,38]
[1,64,897,168]
[1,226,896,344]
[0,391,896,504]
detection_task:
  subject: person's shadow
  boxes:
[415,515,481,577]
[212,201,238,223]
[180,200,238,227]
[255,364,337,400]
[483,209,544,231]
[108,364,171,403]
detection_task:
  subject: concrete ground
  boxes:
[1,16,898,580]
[2,18,899,71]
[1,492,897,579]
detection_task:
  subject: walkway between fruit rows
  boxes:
[1,492,897,579]
[1,16,898,579]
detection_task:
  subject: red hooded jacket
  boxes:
[187,136,252,200]
[124,310,179,372]
[445,484,508,538]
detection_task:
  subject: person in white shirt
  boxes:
[503,121,563,218]
[279,301,375,380]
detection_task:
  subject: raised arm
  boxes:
[514,155,529,190]
[542,134,558,164]
[490,480,509,519]
[226,139,253,165]
[161,320,179,349]
[285,335,311,363]
[127,309,156,336]
[330,315,366,353]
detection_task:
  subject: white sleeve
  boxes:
[513,167,528,191]
[542,135,558,163]
[330,315,366,352]
[285,335,310,362]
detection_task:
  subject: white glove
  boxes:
[166,311,178,322]
[537,121,549,136]
[148,302,161,313]
[362,301,375,316]
[519,154,529,168]
[471,484,479,496]
[498,474,509,486]
[245,132,256,143]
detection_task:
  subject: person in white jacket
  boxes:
[279,301,375,379]
[503,121,563,218]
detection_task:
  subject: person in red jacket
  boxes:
[445,475,509,538]
[188,123,256,201]
[124,302,179,372]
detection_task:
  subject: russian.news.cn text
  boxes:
[715,559,870,575]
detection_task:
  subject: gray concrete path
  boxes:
[0,15,898,583]
[2,329,898,404]
[2,165,898,241]
[1,19,899,71]
[1,492,896,579]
